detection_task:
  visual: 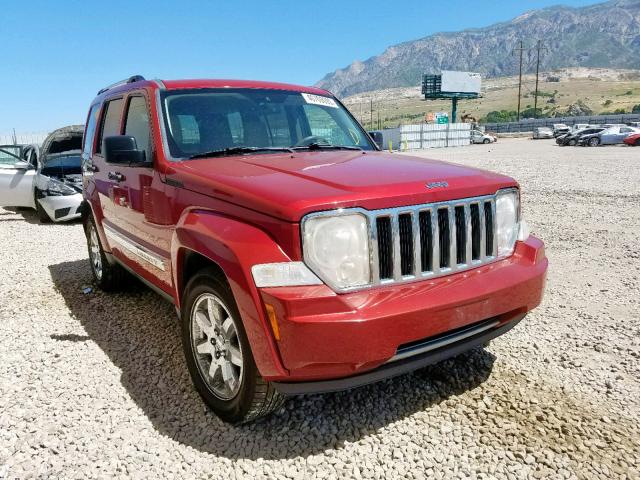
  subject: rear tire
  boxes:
[84,216,127,291]
[181,268,284,424]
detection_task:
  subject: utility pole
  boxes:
[533,40,547,119]
[370,98,373,130]
[513,40,526,121]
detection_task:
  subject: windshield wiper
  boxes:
[292,143,362,151]
[188,146,293,160]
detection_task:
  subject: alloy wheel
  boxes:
[88,224,103,280]
[190,293,244,400]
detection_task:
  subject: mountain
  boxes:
[316,0,640,97]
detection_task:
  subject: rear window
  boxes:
[97,98,124,153]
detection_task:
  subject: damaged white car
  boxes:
[0,125,84,222]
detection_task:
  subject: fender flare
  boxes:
[172,209,291,378]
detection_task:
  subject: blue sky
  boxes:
[1,0,601,132]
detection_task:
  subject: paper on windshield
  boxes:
[301,93,338,108]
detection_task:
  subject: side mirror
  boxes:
[103,135,147,165]
[368,131,384,149]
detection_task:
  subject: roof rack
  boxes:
[97,75,146,95]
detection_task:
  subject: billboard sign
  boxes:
[441,71,481,95]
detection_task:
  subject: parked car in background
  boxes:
[552,124,570,137]
[533,127,554,139]
[470,129,497,144]
[80,75,547,424]
[571,123,590,132]
[578,126,640,146]
[623,132,640,146]
[0,125,84,222]
[557,127,605,146]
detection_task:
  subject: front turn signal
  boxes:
[265,303,281,341]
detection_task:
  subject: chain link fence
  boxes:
[0,132,50,146]
[482,113,640,133]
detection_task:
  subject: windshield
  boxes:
[160,88,375,159]
[0,146,23,166]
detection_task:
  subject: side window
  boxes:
[83,104,101,157]
[124,96,151,160]
[97,98,124,153]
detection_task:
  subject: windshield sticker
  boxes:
[301,93,338,108]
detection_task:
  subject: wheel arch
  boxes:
[172,209,291,378]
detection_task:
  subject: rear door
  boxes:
[0,146,36,208]
[92,97,125,226]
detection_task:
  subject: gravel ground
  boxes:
[1,138,639,479]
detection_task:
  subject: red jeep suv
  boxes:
[80,75,547,423]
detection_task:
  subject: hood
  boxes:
[166,151,517,221]
[40,125,84,162]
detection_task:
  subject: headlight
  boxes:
[302,213,370,290]
[495,188,520,257]
[46,179,77,196]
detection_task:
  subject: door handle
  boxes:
[108,171,125,182]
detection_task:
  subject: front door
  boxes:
[0,146,36,208]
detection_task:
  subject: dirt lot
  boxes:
[1,138,639,479]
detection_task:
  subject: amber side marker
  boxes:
[265,304,281,341]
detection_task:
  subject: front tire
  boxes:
[35,199,51,223]
[568,139,577,146]
[588,137,600,147]
[181,268,284,424]
[85,216,127,291]
[483,138,490,144]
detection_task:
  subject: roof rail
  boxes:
[97,75,146,95]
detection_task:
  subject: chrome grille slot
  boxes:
[418,211,433,273]
[454,206,466,265]
[376,217,393,280]
[437,208,450,269]
[484,201,495,257]
[368,194,499,288]
[398,213,414,276]
[470,203,481,260]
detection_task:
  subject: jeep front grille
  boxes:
[370,194,498,285]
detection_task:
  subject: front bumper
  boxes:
[38,193,83,222]
[260,236,547,390]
